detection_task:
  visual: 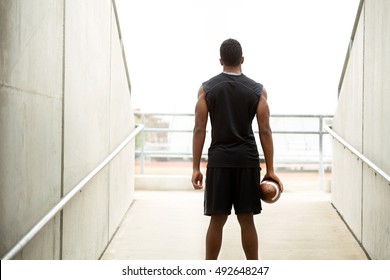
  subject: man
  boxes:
[191,38,283,260]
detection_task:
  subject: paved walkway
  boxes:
[101,181,368,260]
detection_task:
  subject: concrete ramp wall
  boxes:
[332,0,390,259]
[0,0,135,259]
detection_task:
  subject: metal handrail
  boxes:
[134,112,333,118]
[325,125,390,184]
[1,124,144,260]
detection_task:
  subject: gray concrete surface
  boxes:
[0,0,64,259]
[0,0,135,259]
[101,189,368,260]
[332,0,390,259]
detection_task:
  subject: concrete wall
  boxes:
[0,0,135,259]
[332,0,390,259]
[332,0,365,243]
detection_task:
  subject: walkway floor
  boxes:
[101,174,368,260]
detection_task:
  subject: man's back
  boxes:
[203,73,263,168]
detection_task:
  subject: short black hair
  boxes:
[220,39,243,67]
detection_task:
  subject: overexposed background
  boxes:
[116,0,360,115]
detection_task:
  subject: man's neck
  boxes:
[223,66,241,75]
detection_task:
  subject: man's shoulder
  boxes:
[202,73,226,92]
[240,74,263,95]
[241,74,262,86]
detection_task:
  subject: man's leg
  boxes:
[205,214,228,260]
[237,213,259,260]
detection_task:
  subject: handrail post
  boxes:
[140,113,145,174]
[319,116,324,190]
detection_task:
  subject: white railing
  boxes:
[135,112,333,189]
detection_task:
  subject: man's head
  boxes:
[219,39,243,67]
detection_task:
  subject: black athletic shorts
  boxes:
[204,167,262,216]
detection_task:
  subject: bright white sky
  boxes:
[116,0,360,115]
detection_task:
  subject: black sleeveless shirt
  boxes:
[203,73,263,168]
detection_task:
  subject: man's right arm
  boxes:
[191,86,208,189]
[256,87,283,192]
